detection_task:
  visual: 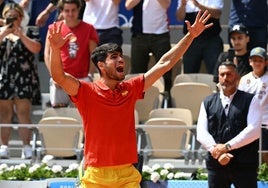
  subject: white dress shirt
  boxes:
[197,90,262,152]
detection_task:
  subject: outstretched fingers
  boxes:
[194,10,212,27]
[198,10,214,29]
[198,10,210,24]
[48,21,71,49]
[48,21,63,37]
[204,22,214,29]
[196,10,213,29]
[57,21,63,33]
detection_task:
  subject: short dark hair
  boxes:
[219,61,237,70]
[91,43,123,72]
[57,0,82,11]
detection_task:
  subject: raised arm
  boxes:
[35,2,57,27]
[143,10,213,91]
[48,22,80,96]
[176,0,187,21]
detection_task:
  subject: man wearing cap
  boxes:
[197,61,262,188]
[239,47,268,164]
[213,24,252,84]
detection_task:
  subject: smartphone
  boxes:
[6,17,17,28]
[228,48,235,62]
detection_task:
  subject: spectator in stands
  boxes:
[35,0,85,27]
[44,0,98,108]
[213,24,252,83]
[83,0,123,47]
[36,0,121,65]
[0,2,41,159]
[36,0,121,47]
[125,0,173,104]
[176,0,223,74]
[229,0,268,51]
[0,0,29,27]
[197,61,261,188]
[238,47,268,165]
[0,0,13,26]
[47,10,212,187]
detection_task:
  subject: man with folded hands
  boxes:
[197,61,262,188]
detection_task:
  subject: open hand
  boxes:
[186,10,213,38]
[48,21,73,50]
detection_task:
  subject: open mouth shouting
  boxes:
[116,66,124,73]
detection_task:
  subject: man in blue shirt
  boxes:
[229,0,267,50]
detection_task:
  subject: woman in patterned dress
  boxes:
[0,2,41,159]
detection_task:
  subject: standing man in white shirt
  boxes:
[125,0,172,106]
[83,0,123,47]
[197,61,262,188]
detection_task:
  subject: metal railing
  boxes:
[0,123,83,164]
[0,123,266,168]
